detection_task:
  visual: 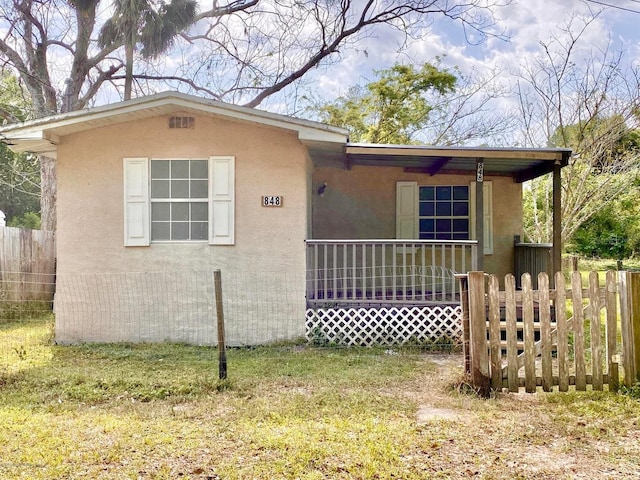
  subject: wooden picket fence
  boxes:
[0,226,56,303]
[460,271,640,394]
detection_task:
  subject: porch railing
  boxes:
[306,239,478,307]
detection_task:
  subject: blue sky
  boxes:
[83,0,640,145]
[311,0,640,99]
[292,0,640,146]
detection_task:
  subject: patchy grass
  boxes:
[1,320,640,479]
[567,255,640,287]
[575,256,640,273]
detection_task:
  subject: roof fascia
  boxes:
[345,144,571,162]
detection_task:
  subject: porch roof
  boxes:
[309,143,572,183]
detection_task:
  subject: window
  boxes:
[396,181,492,254]
[150,159,209,241]
[124,156,234,246]
[418,186,469,240]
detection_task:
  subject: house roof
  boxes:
[0,91,571,182]
[0,91,349,159]
[309,143,572,183]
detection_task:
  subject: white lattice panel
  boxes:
[305,306,462,347]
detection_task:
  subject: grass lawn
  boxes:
[1,319,640,479]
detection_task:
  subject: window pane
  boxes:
[419,186,434,201]
[151,160,170,179]
[191,180,208,198]
[453,232,468,240]
[436,202,451,216]
[151,179,170,198]
[172,203,189,221]
[453,186,468,200]
[171,160,189,178]
[436,186,451,200]
[191,222,208,240]
[436,219,451,232]
[171,179,189,198]
[151,202,170,221]
[453,219,469,233]
[419,219,434,233]
[152,222,170,240]
[436,232,452,240]
[419,201,434,216]
[191,203,208,221]
[453,202,468,216]
[172,222,189,240]
[419,232,435,239]
[190,160,208,179]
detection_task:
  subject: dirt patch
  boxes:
[400,354,640,479]
[416,406,465,423]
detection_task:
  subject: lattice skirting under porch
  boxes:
[305,305,462,347]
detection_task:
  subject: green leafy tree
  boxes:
[0,72,40,225]
[311,61,512,145]
[0,143,40,225]
[314,63,456,144]
[568,182,640,258]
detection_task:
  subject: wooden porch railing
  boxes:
[306,239,478,307]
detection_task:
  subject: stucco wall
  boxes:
[311,165,523,279]
[54,114,309,345]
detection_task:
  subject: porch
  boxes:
[304,239,559,347]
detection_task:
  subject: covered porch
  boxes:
[305,144,571,310]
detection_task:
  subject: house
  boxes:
[0,92,570,346]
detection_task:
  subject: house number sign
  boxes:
[262,195,283,207]
[476,162,484,182]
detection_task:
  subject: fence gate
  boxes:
[462,270,640,394]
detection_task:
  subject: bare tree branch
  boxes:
[0,0,512,230]
[516,14,640,244]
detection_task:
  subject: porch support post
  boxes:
[475,159,484,272]
[552,161,562,282]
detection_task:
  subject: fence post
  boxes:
[457,274,471,374]
[214,270,227,380]
[620,271,640,386]
[467,271,490,395]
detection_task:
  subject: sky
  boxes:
[310,0,640,98]
[287,0,640,146]
[5,0,638,146]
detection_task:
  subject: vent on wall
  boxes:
[169,116,195,129]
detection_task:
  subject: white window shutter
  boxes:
[396,181,418,239]
[123,157,150,246]
[470,181,493,255]
[210,156,235,245]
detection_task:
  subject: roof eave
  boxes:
[0,91,349,155]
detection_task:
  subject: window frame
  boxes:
[395,180,493,254]
[150,157,210,243]
[418,185,470,241]
[123,156,235,247]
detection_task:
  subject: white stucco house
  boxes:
[0,92,570,346]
